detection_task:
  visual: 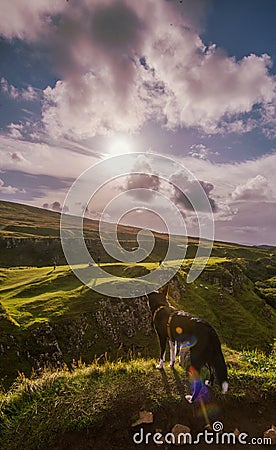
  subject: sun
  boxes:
[108,136,134,155]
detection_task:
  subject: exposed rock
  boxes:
[1,294,156,385]
[200,261,244,294]
[132,411,154,427]
[52,315,90,356]
[264,425,276,444]
[167,275,186,302]
[171,424,191,445]
[28,321,63,372]
[95,297,153,345]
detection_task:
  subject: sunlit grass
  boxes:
[0,352,275,450]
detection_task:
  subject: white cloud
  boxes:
[148,41,275,133]
[1,2,274,139]
[0,178,25,194]
[178,152,276,199]
[0,134,99,178]
[1,78,39,102]
[215,201,276,245]
[189,143,219,160]
[41,22,275,139]
[7,123,24,138]
[170,151,276,227]
[41,66,163,139]
[232,175,271,201]
[0,0,63,40]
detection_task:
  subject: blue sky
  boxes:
[0,0,275,245]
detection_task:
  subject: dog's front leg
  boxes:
[169,340,176,368]
[156,336,167,369]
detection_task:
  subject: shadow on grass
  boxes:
[158,368,172,396]
[172,366,188,396]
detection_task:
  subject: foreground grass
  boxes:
[0,351,275,450]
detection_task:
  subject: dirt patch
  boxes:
[47,396,275,450]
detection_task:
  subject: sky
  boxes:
[0,0,275,245]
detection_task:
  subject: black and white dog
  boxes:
[147,289,228,403]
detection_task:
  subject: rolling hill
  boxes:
[0,200,276,449]
[0,199,275,385]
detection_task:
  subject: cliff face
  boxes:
[0,236,166,267]
[0,237,65,267]
[199,261,244,294]
[25,297,153,373]
[0,296,156,387]
[95,297,152,345]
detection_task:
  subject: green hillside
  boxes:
[0,260,275,389]
[0,200,275,388]
[0,200,275,449]
[1,357,275,450]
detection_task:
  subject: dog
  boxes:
[147,289,228,403]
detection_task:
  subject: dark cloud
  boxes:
[11,152,24,162]
[0,170,73,203]
[44,201,69,212]
[45,0,146,95]
[90,2,143,49]
[124,173,161,201]
[127,173,160,191]
[199,180,217,212]
[51,201,62,211]
[170,172,217,212]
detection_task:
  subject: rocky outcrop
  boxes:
[27,321,63,372]
[95,297,153,345]
[52,315,90,356]
[0,237,65,267]
[1,296,154,383]
[166,275,186,302]
[200,261,244,294]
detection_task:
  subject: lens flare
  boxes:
[178,335,197,350]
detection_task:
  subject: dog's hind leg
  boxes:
[205,365,215,386]
[156,336,167,369]
[169,340,176,368]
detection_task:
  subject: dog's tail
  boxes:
[210,331,228,394]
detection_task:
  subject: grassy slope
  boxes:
[0,200,276,448]
[0,259,275,393]
[0,356,275,450]
[0,200,170,242]
[1,262,275,345]
[0,201,63,238]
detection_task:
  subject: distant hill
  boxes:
[0,200,173,266]
[0,200,148,238]
[0,201,276,265]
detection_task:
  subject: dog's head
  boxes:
[146,290,169,314]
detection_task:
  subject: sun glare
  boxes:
[108,136,133,155]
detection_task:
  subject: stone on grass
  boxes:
[131,410,154,427]
[264,425,276,445]
[171,424,191,445]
